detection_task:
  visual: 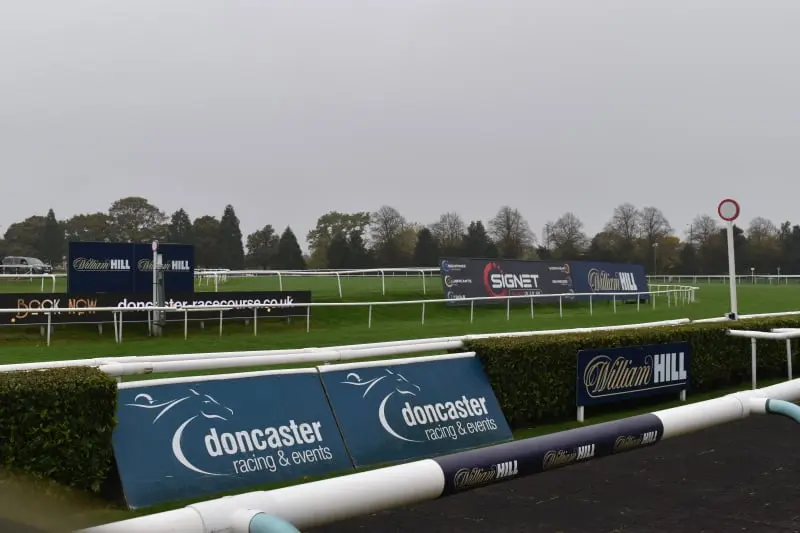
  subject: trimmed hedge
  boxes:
[465,316,800,429]
[0,367,117,493]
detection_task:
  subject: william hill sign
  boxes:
[576,342,691,407]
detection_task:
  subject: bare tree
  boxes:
[544,212,588,258]
[369,205,407,247]
[604,203,641,241]
[639,206,673,243]
[488,206,535,259]
[747,216,778,244]
[430,212,466,254]
[689,214,719,246]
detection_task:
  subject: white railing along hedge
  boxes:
[0,285,698,346]
[0,273,60,292]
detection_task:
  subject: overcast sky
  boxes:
[2,0,798,250]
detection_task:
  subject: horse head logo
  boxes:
[125,388,234,477]
[341,369,424,443]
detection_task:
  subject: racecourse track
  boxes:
[311,415,800,533]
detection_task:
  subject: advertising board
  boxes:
[0,291,311,325]
[67,241,194,294]
[433,413,663,496]
[439,257,574,305]
[318,353,513,467]
[567,261,650,302]
[112,369,353,508]
[576,342,691,408]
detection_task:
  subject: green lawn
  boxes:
[0,279,798,366]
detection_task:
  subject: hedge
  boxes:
[0,367,117,493]
[465,316,800,430]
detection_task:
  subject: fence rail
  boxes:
[0,285,697,346]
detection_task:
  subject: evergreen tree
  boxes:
[218,205,245,269]
[275,226,306,270]
[413,228,439,266]
[39,209,65,266]
[167,208,194,244]
[460,221,498,258]
[326,231,351,269]
[348,229,370,268]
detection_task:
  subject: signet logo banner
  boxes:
[112,369,353,509]
[318,353,513,467]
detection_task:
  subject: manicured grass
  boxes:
[0,281,799,365]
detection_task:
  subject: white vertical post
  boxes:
[380,270,386,295]
[613,295,616,313]
[727,220,738,318]
[278,272,283,291]
[336,273,342,298]
[219,310,223,336]
[558,296,563,318]
[470,300,474,323]
[184,310,188,340]
[751,337,757,389]
[530,297,534,318]
[253,308,258,336]
[577,405,584,423]
[306,305,311,332]
[589,295,593,316]
[368,304,372,328]
[787,338,793,380]
[506,297,510,321]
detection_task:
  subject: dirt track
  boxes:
[311,416,800,533]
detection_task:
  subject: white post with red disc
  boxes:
[717,198,741,319]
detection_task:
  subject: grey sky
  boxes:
[2,0,799,250]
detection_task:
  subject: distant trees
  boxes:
[7,195,800,274]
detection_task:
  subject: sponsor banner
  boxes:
[0,293,102,325]
[434,413,663,496]
[567,261,650,301]
[0,291,310,325]
[67,241,194,294]
[439,257,574,305]
[318,353,513,468]
[577,342,691,407]
[112,369,353,508]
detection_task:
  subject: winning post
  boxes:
[717,198,741,319]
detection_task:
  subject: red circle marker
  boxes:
[717,198,740,222]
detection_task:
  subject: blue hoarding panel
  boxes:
[112,370,354,509]
[132,243,195,295]
[318,353,513,468]
[576,342,691,407]
[433,413,663,496]
[68,242,135,294]
[67,241,195,295]
[567,261,650,301]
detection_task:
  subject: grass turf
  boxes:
[0,277,797,366]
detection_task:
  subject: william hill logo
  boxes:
[137,259,191,272]
[452,460,518,491]
[72,257,130,271]
[542,443,595,471]
[582,349,687,399]
[587,268,638,292]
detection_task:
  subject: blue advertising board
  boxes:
[67,241,194,295]
[567,261,650,301]
[318,353,513,468]
[112,369,354,509]
[576,342,691,408]
[433,413,663,496]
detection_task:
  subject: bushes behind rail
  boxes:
[465,316,800,429]
[0,367,117,493]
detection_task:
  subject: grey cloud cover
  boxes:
[2,0,798,246]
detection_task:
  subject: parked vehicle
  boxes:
[0,256,54,275]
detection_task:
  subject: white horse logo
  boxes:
[341,369,423,443]
[126,388,234,476]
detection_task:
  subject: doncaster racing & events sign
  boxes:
[318,353,513,467]
[113,369,353,508]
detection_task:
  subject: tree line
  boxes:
[2,196,798,274]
